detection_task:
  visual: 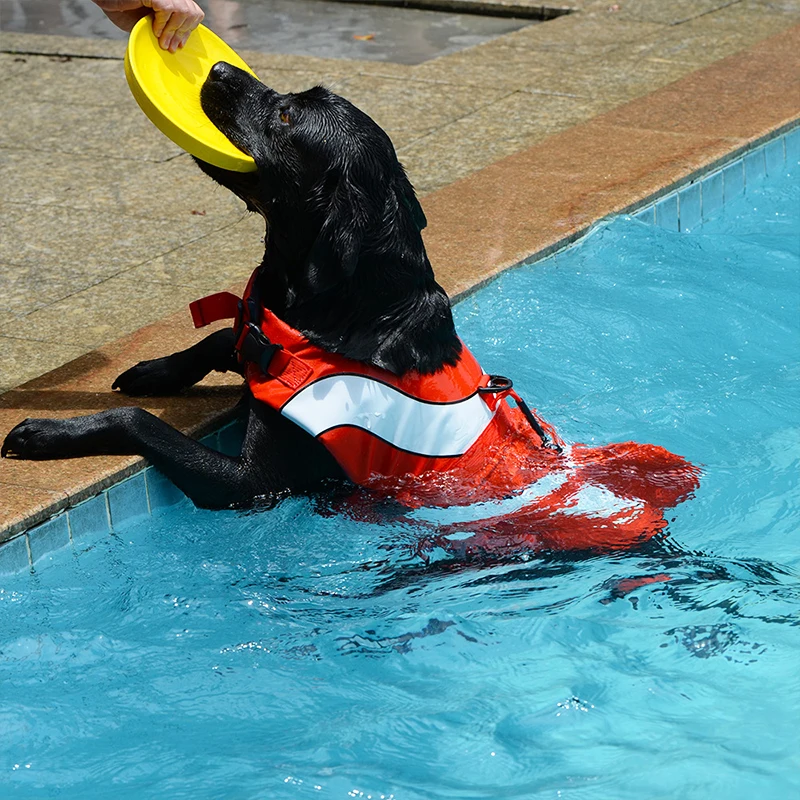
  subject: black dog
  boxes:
[2,63,462,509]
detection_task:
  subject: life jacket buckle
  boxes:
[239,322,283,375]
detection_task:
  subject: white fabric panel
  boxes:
[553,484,643,519]
[410,470,570,526]
[281,374,494,457]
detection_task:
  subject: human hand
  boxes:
[93,0,205,52]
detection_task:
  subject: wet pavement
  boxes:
[1,0,535,64]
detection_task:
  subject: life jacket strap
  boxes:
[479,374,563,452]
[189,292,242,329]
[189,291,315,390]
[508,389,563,453]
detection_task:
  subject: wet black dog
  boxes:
[2,63,461,508]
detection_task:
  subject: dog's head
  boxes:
[197,62,427,288]
[195,62,460,375]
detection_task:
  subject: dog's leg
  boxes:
[113,328,240,397]
[2,406,257,507]
[2,399,346,509]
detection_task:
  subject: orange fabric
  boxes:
[246,306,490,409]
[420,441,699,555]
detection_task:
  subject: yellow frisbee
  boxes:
[124,17,258,172]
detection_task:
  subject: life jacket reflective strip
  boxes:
[283,373,495,456]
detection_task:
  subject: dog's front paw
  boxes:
[113,357,190,397]
[2,418,85,460]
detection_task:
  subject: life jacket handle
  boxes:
[479,375,563,452]
[189,291,241,329]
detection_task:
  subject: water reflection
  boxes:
[0,0,533,64]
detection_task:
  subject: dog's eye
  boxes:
[279,108,291,125]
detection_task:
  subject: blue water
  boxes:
[1,165,798,799]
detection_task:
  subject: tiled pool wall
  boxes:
[1,122,798,576]
[0,421,246,575]
[631,124,799,232]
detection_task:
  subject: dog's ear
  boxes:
[304,175,365,294]
[303,165,425,293]
[396,179,427,232]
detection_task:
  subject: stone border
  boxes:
[450,118,800,302]
[327,0,576,19]
[631,128,799,232]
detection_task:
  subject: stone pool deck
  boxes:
[0,2,799,540]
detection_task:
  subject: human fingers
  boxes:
[175,11,203,50]
[169,20,199,53]
[146,0,204,50]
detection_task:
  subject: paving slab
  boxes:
[499,11,666,50]
[0,336,89,394]
[619,2,800,67]
[0,97,184,162]
[584,0,744,25]
[0,275,234,350]
[118,215,265,292]
[411,41,566,90]
[0,203,223,277]
[0,51,130,107]
[398,89,610,194]
[0,149,244,219]
[0,263,93,317]
[330,74,506,139]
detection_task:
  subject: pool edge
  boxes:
[3,121,796,573]
[448,118,800,303]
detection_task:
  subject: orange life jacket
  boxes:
[189,276,700,554]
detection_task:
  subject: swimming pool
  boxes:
[0,151,798,798]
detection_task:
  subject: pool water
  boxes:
[1,164,798,799]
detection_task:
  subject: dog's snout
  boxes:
[204,62,271,96]
[208,61,235,82]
